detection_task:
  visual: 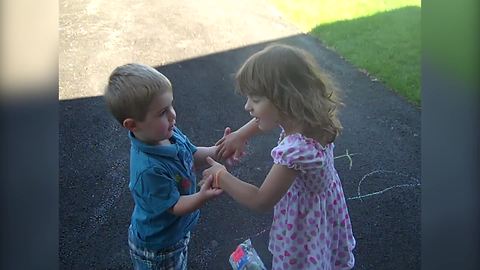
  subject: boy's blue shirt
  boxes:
[128,127,199,250]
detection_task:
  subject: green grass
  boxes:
[270,0,421,105]
[423,0,479,87]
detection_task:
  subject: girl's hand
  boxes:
[202,157,228,188]
[214,127,238,166]
[215,128,247,162]
[198,174,223,199]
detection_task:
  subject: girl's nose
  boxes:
[244,99,252,112]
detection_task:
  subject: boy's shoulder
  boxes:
[128,127,195,169]
[172,127,196,149]
[128,136,174,170]
[172,126,188,141]
[130,152,171,175]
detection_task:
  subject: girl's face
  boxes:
[133,92,176,145]
[244,95,280,131]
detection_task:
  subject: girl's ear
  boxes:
[123,118,137,131]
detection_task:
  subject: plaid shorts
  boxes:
[128,229,190,270]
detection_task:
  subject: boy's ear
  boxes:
[123,118,137,131]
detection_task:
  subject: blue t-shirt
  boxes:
[128,127,199,250]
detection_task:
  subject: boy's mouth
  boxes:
[168,121,176,131]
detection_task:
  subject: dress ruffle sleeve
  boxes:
[270,134,327,172]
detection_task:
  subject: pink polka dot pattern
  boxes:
[269,130,356,269]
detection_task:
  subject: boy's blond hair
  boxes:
[104,63,172,124]
[235,44,343,138]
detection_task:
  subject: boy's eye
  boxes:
[158,104,174,116]
[158,109,168,116]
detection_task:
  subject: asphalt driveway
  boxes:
[60,1,420,269]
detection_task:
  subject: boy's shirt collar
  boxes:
[128,131,178,158]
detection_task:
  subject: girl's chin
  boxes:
[258,122,276,131]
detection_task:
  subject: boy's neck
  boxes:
[132,131,172,146]
[158,139,173,146]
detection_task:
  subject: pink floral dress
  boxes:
[269,131,355,270]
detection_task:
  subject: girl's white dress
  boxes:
[269,131,355,270]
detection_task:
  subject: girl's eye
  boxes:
[249,97,260,103]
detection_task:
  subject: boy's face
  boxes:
[244,95,280,131]
[131,92,176,145]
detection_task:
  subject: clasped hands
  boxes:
[198,127,247,189]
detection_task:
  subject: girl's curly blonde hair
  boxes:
[235,44,343,140]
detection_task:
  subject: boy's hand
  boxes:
[215,127,247,162]
[198,174,223,199]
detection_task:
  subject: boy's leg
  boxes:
[172,233,189,270]
[159,232,189,270]
[128,230,191,270]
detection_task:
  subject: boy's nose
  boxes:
[168,107,176,121]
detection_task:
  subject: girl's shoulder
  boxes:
[279,132,333,150]
[271,132,333,171]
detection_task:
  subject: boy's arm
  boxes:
[169,193,206,216]
[216,118,262,160]
[193,146,218,169]
[169,175,222,216]
[192,126,233,169]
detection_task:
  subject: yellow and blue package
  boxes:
[229,239,266,270]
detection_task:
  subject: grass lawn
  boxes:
[270,0,421,106]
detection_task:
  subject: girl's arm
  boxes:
[202,157,297,212]
[234,118,262,139]
[216,118,262,160]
